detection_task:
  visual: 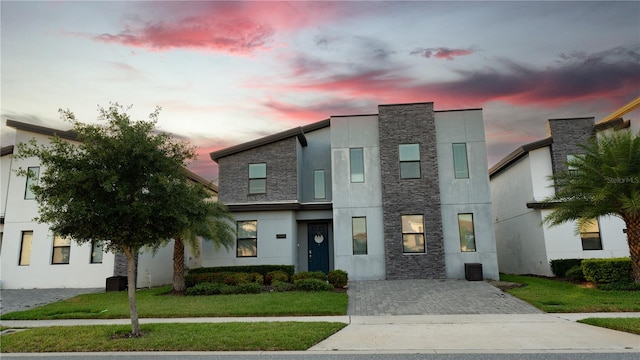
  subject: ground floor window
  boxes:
[237,220,258,257]
[19,231,33,265]
[458,213,476,252]
[91,241,104,263]
[52,235,71,264]
[580,218,602,250]
[402,215,425,253]
[352,217,367,255]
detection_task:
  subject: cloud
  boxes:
[410,47,476,61]
[261,97,377,124]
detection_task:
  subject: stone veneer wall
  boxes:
[546,117,595,176]
[217,137,299,203]
[378,103,446,279]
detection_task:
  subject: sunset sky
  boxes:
[2,1,639,180]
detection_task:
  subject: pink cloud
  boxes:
[411,47,476,61]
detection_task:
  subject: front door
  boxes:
[308,222,329,273]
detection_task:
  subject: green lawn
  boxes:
[0,286,348,320]
[578,318,640,335]
[500,274,640,313]
[0,322,347,352]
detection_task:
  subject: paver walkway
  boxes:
[347,279,542,315]
[0,288,102,315]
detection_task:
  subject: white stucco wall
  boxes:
[330,115,385,280]
[435,109,499,280]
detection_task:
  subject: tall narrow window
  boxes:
[458,213,476,252]
[352,217,368,255]
[19,231,33,266]
[399,144,421,179]
[314,170,326,199]
[248,163,266,194]
[452,143,469,179]
[350,148,364,183]
[237,220,258,257]
[91,241,104,264]
[52,235,71,264]
[567,154,580,176]
[580,218,602,250]
[24,166,40,199]
[402,215,425,253]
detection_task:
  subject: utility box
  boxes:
[106,276,127,291]
[464,263,483,281]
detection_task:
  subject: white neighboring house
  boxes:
[0,120,209,289]
[489,116,636,276]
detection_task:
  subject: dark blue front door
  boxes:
[308,223,329,273]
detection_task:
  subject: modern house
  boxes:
[0,120,209,289]
[489,116,634,276]
[208,102,500,280]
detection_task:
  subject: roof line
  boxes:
[1,145,14,157]
[6,119,78,141]
[489,137,553,179]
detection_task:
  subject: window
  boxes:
[350,148,364,182]
[19,231,33,266]
[91,241,104,264]
[237,220,258,257]
[314,169,326,199]
[352,217,367,255]
[458,213,476,252]
[248,163,266,194]
[401,215,425,253]
[580,219,602,250]
[399,144,421,179]
[52,235,71,264]
[567,154,580,175]
[24,166,40,199]
[452,143,469,179]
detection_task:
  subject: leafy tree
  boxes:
[16,104,196,336]
[542,130,640,282]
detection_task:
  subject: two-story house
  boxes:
[489,117,634,276]
[208,102,500,280]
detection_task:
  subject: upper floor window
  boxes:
[401,215,425,253]
[580,218,602,250]
[237,220,258,257]
[452,143,469,179]
[19,231,33,266]
[350,148,364,183]
[248,163,266,194]
[567,154,580,176]
[352,217,368,255]
[52,235,71,264]
[458,213,476,252]
[91,241,104,264]
[399,144,421,179]
[24,166,40,199]
[314,169,326,199]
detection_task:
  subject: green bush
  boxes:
[549,259,583,277]
[596,281,640,291]
[185,271,264,288]
[582,258,633,284]
[237,282,263,294]
[291,271,327,282]
[565,265,586,282]
[185,282,224,296]
[328,269,348,288]
[265,270,289,285]
[294,278,333,292]
[271,280,295,292]
[188,265,295,277]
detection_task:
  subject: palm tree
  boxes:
[543,130,640,282]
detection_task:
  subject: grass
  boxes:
[500,274,640,313]
[0,322,347,352]
[0,286,348,320]
[578,318,640,335]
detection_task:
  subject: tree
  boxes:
[169,185,235,293]
[16,104,196,336]
[542,130,640,282]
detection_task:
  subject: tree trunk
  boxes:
[173,237,186,293]
[625,214,640,283]
[123,246,141,336]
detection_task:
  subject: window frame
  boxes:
[313,169,326,199]
[458,213,477,252]
[19,231,33,266]
[580,218,602,250]
[90,241,104,264]
[352,217,368,255]
[401,215,425,254]
[248,163,267,194]
[24,166,40,199]
[349,148,365,183]
[236,220,258,257]
[399,144,421,179]
[452,143,469,179]
[52,235,71,265]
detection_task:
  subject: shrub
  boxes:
[185,282,224,296]
[582,258,633,284]
[294,278,333,292]
[188,265,295,277]
[328,269,348,288]
[291,271,327,282]
[549,259,583,277]
[565,265,586,282]
[596,281,640,291]
[265,270,289,285]
[237,282,263,294]
[185,271,264,288]
[271,280,295,292]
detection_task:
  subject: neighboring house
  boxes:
[489,117,633,276]
[0,120,209,289]
[208,102,500,280]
